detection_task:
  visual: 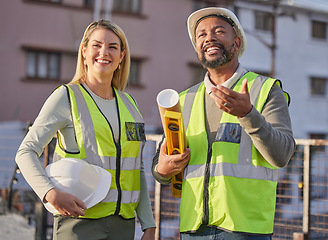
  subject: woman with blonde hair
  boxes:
[16,20,156,240]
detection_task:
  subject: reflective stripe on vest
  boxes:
[179,72,289,234]
[53,84,145,219]
[183,72,280,182]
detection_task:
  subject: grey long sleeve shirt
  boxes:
[15,85,155,230]
[152,65,296,184]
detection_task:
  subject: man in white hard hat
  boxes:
[152,7,295,239]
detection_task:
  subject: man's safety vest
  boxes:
[53,84,146,219]
[179,72,290,234]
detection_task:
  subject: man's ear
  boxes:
[234,36,241,52]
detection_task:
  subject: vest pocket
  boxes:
[214,123,242,143]
[125,122,146,142]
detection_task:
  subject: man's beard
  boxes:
[200,43,235,69]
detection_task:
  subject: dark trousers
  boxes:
[181,225,272,240]
[53,215,135,240]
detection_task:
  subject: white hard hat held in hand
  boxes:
[44,158,111,214]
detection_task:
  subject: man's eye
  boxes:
[197,33,206,38]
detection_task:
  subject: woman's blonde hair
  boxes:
[70,19,130,91]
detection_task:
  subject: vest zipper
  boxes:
[202,145,212,225]
[75,85,124,215]
[113,90,122,215]
[114,140,122,215]
[95,106,122,216]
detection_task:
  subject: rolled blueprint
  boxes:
[157,89,181,129]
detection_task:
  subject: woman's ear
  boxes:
[120,49,126,62]
[82,45,86,59]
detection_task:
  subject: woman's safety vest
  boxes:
[53,84,146,219]
[179,72,290,234]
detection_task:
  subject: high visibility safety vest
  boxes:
[53,84,146,219]
[179,72,290,234]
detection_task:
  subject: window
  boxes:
[84,0,94,7]
[26,50,60,80]
[310,77,326,96]
[310,133,326,140]
[310,133,326,152]
[128,59,142,86]
[312,20,327,40]
[30,0,62,3]
[189,63,207,86]
[113,0,141,14]
[255,11,273,31]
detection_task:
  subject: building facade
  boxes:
[1,0,327,139]
[236,0,328,139]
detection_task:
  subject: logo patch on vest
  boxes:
[125,122,146,142]
[214,123,242,143]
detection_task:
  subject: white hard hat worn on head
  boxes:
[187,7,247,58]
[44,158,111,214]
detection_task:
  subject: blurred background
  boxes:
[0,0,328,239]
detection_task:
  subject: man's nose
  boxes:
[205,32,217,43]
